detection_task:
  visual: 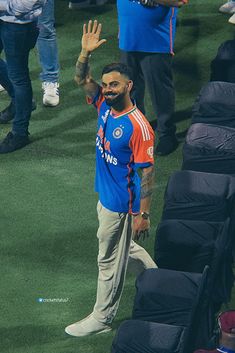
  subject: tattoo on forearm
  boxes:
[141,168,155,199]
[75,60,90,84]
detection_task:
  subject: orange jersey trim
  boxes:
[169,8,175,55]
[128,108,155,165]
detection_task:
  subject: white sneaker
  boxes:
[65,314,112,337]
[229,12,235,23]
[42,82,59,107]
[0,84,5,92]
[219,1,235,14]
[68,0,107,9]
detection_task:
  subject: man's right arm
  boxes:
[74,20,106,100]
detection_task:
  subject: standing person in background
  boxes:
[117,0,187,156]
[37,0,60,106]
[65,20,157,337]
[0,0,46,153]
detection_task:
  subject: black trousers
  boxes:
[121,51,175,138]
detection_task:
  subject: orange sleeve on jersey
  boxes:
[129,111,155,165]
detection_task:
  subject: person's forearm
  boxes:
[74,49,99,98]
[140,166,155,213]
[75,49,91,85]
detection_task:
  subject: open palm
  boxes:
[82,20,106,53]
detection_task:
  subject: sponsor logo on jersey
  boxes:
[147,146,154,158]
[96,137,118,166]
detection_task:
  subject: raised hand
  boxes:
[81,20,106,54]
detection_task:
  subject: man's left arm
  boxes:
[132,165,155,240]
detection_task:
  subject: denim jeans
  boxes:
[0,58,14,100]
[37,0,59,83]
[0,20,39,136]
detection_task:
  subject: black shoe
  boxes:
[0,100,37,124]
[0,132,30,153]
[155,135,178,156]
[0,103,15,123]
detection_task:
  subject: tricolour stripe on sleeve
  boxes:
[131,109,151,141]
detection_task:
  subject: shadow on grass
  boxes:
[1,228,98,272]
[0,324,65,350]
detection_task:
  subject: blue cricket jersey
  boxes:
[117,0,178,54]
[88,90,155,214]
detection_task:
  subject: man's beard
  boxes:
[104,91,126,107]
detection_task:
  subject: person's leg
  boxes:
[37,0,59,106]
[65,201,154,337]
[93,204,136,325]
[140,52,178,155]
[0,28,16,122]
[65,202,157,337]
[120,51,146,114]
[128,239,157,276]
[0,59,14,99]
[0,63,15,122]
[0,21,38,152]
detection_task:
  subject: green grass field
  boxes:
[0,1,234,352]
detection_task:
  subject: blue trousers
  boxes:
[0,20,38,136]
[37,0,59,83]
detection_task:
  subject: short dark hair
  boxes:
[102,63,133,80]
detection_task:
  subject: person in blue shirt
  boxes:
[65,20,157,337]
[117,0,187,155]
[0,0,46,153]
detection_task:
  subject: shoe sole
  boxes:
[43,100,59,107]
[65,328,112,338]
[95,327,112,335]
[65,325,111,337]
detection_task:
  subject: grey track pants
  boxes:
[93,201,157,324]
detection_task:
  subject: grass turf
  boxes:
[0,0,234,352]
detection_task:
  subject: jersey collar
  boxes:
[111,103,136,119]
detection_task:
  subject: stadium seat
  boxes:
[210,40,235,83]
[182,123,235,175]
[111,267,209,353]
[191,81,235,128]
[162,170,235,222]
[154,219,234,306]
